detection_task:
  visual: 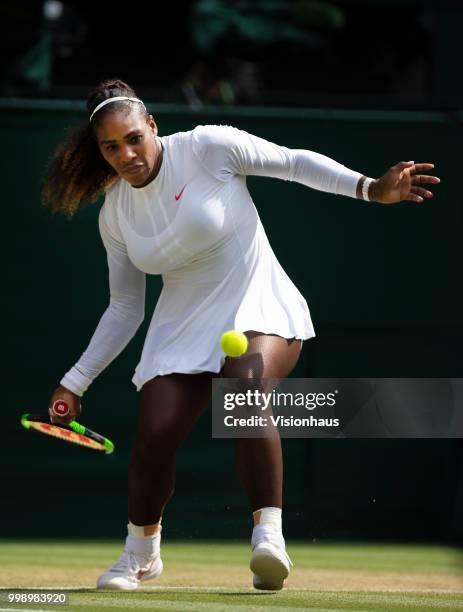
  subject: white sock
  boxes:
[127,521,162,539]
[253,507,282,531]
[127,522,161,556]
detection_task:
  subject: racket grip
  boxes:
[52,400,70,417]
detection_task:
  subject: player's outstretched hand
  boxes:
[370,161,440,204]
[48,385,81,425]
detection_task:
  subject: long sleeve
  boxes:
[60,203,146,396]
[191,124,363,198]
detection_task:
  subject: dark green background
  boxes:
[2,101,462,542]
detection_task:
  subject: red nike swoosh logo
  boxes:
[175,185,186,201]
[136,558,156,580]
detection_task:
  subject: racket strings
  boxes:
[29,421,106,451]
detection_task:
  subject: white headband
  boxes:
[89,96,146,122]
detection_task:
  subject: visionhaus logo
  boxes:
[223,413,341,428]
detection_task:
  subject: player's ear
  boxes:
[148,115,158,136]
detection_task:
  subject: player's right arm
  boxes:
[50,201,146,423]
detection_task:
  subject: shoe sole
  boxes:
[97,578,139,591]
[250,547,289,591]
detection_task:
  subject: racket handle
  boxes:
[51,399,70,417]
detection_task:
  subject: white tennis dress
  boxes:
[61,125,362,396]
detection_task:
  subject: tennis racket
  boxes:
[20,413,114,454]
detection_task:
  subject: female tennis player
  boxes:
[42,78,439,591]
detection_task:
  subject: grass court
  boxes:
[0,540,462,611]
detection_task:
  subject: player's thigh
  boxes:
[137,372,215,447]
[221,330,302,379]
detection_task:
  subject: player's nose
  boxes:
[119,145,137,164]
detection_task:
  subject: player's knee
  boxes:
[133,425,179,460]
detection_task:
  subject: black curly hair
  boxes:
[41,78,150,218]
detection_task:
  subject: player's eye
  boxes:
[105,135,141,152]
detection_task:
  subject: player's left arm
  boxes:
[204,125,440,204]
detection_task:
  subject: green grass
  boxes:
[0,540,462,611]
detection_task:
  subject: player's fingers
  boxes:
[410,186,434,198]
[49,407,60,423]
[405,194,424,203]
[395,160,415,171]
[48,410,70,425]
[73,402,82,420]
[411,163,435,172]
[412,174,440,185]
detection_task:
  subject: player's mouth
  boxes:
[124,164,144,175]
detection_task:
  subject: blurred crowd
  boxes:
[0,0,435,107]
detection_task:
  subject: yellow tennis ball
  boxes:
[220,330,248,357]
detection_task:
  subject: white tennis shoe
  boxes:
[250,524,292,590]
[97,533,163,590]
